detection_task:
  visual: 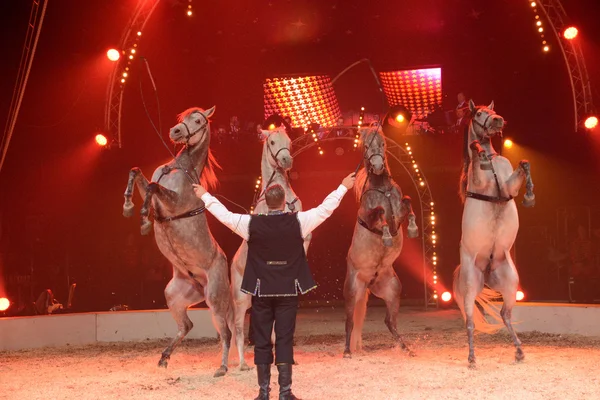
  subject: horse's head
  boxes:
[260,127,293,170]
[360,127,387,175]
[469,100,505,139]
[170,106,215,146]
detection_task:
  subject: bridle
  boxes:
[357,130,400,236]
[252,131,298,212]
[466,108,512,203]
[180,112,210,147]
[471,107,503,138]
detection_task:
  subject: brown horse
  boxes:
[343,128,418,358]
[122,106,235,377]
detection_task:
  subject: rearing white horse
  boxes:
[453,100,535,369]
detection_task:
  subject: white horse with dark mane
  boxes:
[122,107,235,377]
[343,127,418,358]
[453,100,535,368]
[230,126,308,370]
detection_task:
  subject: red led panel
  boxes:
[263,75,342,128]
[379,68,442,120]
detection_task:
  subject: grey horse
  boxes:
[123,106,235,377]
[454,100,535,369]
[343,127,418,358]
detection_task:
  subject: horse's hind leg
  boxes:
[232,290,252,371]
[370,270,414,356]
[159,268,204,368]
[455,247,485,368]
[123,167,149,217]
[488,251,524,362]
[343,261,367,358]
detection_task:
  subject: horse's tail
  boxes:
[453,265,504,334]
[350,290,369,352]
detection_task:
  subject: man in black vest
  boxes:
[193,172,355,400]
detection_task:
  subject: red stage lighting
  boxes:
[379,67,442,121]
[0,297,9,311]
[441,292,452,302]
[95,134,108,147]
[503,139,513,149]
[563,26,578,40]
[516,291,525,301]
[106,49,120,62]
[263,75,342,128]
[584,116,598,130]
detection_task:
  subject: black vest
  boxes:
[241,212,316,297]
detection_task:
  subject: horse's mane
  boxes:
[354,167,368,201]
[177,107,203,123]
[176,107,221,190]
[200,148,221,191]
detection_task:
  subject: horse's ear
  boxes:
[259,130,270,141]
[203,106,216,119]
[488,100,495,111]
[468,99,476,114]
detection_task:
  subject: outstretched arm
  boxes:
[297,173,355,238]
[194,184,250,240]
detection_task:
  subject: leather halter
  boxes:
[358,132,400,236]
[466,113,512,203]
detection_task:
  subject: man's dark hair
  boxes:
[265,184,285,209]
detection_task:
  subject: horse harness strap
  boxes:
[466,153,513,203]
[357,216,399,237]
[155,207,205,223]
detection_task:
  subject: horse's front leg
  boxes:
[505,160,535,207]
[123,167,150,217]
[400,196,418,238]
[139,182,180,235]
[469,140,490,189]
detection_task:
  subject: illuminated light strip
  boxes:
[263,75,342,128]
[379,68,442,121]
[406,141,438,302]
[249,175,262,214]
[303,111,324,155]
[354,107,365,149]
[529,1,550,52]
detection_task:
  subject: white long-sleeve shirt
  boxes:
[200,185,349,241]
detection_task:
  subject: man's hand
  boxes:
[342,172,356,189]
[192,184,207,198]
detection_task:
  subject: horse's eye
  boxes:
[270,140,275,145]
[195,119,201,124]
[477,112,482,116]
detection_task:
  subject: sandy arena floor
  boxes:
[2,306,600,400]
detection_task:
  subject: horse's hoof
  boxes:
[407,227,418,239]
[522,195,535,208]
[468,362,477,370]
[240,362,252,372]
[158,358,168,368]
[343,351,352,359]
[407,350,416,357]
[213,365,228,377]
[515,348,525,362]
[141,221,153,235]
[382,238,393,247]
[123,203,134,218]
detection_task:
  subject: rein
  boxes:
[357,137,400,236]
[466,114,512,204]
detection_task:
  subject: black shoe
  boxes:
[254,364,271,400]
[277,363,301,400]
